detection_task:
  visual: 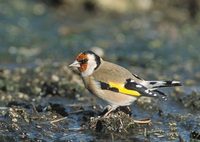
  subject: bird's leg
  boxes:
[116,106,151,124]
[101,105,116,117]
[101,105,132,117]
[101,106,151,124]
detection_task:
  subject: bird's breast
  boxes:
[82,76,101,95]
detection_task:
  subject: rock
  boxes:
[51,74,60,82]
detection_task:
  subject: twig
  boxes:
[50,116,68,124]
[68,127,84,131]
[144,128,147,137]
[133,119,151,124]
[31,103,39,115]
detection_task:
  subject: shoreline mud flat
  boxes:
[0,63,199,141]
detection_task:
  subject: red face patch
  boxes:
[76,53,88,72]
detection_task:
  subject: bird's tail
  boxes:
[142,80,182,90]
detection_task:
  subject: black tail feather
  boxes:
[147,80,182,89]
[164,81,182,87]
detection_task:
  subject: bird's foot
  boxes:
[101,105,115,117]
[100,106,151,124]
[100,105,132,117]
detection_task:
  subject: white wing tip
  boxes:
[172,81,180,84]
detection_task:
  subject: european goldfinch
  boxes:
[69,51,182,118]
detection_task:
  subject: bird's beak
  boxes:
[69,60,80,67]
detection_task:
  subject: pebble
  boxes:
[51,75,60,82]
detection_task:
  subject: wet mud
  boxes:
[0,63,199,141]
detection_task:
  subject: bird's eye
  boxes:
[79,59,88,64]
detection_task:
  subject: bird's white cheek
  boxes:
[81,67,94,77]
[81,61,96,77]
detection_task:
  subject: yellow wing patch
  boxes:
[109,82,141,97]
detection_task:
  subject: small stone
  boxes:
[36,125,42,129]
[12,118,18,122]
[18,92,24,98]
[34,87,42,94]
[51,75,60,82]
[20,68,27,74]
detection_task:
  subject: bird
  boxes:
[69,50,182,122]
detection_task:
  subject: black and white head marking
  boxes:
[81,51,101,77]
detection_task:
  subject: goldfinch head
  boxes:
[69,51,101,77]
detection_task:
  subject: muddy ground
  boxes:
[0,63,199,141]
[0,0,200,141]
